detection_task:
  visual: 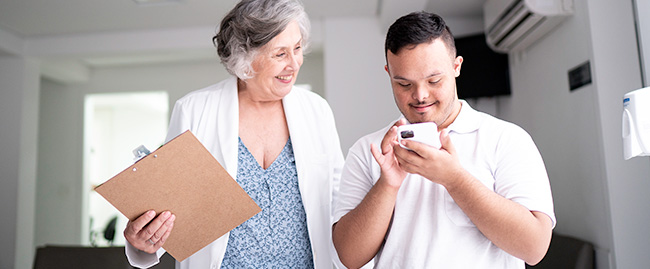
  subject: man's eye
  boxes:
[429,79,441,84]
[276,53,286,58]
[398,83,411,87]
[294,46,301,51]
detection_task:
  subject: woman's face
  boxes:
[243,20,303,101]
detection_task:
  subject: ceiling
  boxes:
[0,0,484,37]
[0,0,485,81]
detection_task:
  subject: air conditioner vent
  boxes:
[484,0,573,53]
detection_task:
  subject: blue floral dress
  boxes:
[221,137,314,268]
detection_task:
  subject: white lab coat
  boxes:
[126,76,344,269]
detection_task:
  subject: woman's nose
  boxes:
[287,53,300,71]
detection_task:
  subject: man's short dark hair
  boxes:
[385,11,456,58]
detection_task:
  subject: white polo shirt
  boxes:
[334,100,555,268]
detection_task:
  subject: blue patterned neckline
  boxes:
[237,137,292,171]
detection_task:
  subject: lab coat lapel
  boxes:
[216,77,240,178]
[283,89,310,196]
[283,89,330,269]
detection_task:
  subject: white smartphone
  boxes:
[397,122,441,149]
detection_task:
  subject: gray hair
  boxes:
[213,0,311,80]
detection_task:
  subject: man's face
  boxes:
[385,39,463,129]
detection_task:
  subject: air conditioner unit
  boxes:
[484,0,573,53]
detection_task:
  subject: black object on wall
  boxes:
[454,34,511,99]
[568,61,592,91]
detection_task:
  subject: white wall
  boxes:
[635,0,650,86]
[323,16,399,152]
[498,0,613,265]
[0,56,40,269]
[587,0,650,268]
[299,50,326,98]
[498,0,650,268]
[0,28,24,56]
[36,79,85,247]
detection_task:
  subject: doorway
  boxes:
[82,91,169,246]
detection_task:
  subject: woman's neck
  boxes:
[237,79,284,111]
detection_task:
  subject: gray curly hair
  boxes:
[213,0,311,80]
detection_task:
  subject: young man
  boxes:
[332,12,555,268]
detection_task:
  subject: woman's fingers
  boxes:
[150,213,175,245]
[140,211,172,241]
[126,210,155,236]
[154,217,175,248]
[124,210,175,253]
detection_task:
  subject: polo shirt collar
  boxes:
[446,100,483,134]
[398,100,483,134]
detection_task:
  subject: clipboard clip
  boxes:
[132,145,151,161]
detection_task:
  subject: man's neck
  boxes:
[438,100,462,131]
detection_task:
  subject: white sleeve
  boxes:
[333,140,378,224]
[493,126,556,227]
[125,241,166,268]
[332,138,379,269]
[165,98,192,143]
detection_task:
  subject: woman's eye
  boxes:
[276,52,286,58]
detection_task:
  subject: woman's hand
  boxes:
[124,210,175,253]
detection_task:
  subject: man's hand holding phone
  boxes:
[397,122,441,150]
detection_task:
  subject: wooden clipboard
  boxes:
[95,130,261,261]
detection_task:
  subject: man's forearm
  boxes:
[444,170,553,265]
[332,179,399,268]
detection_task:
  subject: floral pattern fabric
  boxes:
[221,137,314,268]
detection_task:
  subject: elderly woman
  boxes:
[122,0,343,268]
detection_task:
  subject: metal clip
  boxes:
[132,145,151,161]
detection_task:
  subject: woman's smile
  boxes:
[275,74,294,83]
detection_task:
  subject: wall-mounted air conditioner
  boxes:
[484,0,573,53]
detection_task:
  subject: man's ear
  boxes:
[384,65,389,73]
[453,56,463,78]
